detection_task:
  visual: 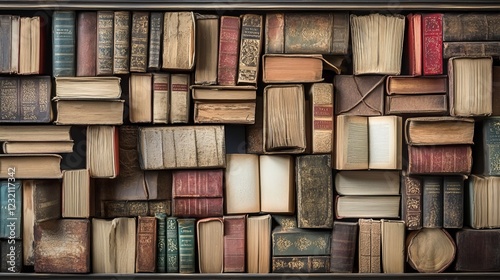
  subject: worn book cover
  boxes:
[406,228,456,273]
[401,173,423,230]
[245,95,264,154]
[129,73,152,123]
[238,14,263,85]
[148,12,163,71]
[406,13,422,76]
[308,83,334,154]
[156,213,166,272]
[223,215,246,272]
[334,75,385,116]
[405,117,474,145]
[272,226,331,256]
[443,13,500,41]
[443,176,464,228]
[163,12,195,70]
[136,216,157,272]
[408,145,472,175]
[443,41,500,59]
[170,73,190,124]
[272,256,331,273]
[218,16,240,86]
[0,15,13,74]
[195,14,218,85]
[130,11,149,72]
[474,117,500,176]
[0,180,21,239]
[167,217,179,273]
[422,13,443,75]
[76,11,97,76]
[455,228,500,271]
[100,200,170,218]
[358,219,381,273]
[52,11,75,77]
[422,176,443,228]
[152,73,170,124]
[113,11,130,74]
[197,217,224,273]
[386,95,448,115]
[96,11,114,75]
[330,221,357,273]
[178,218,196,273]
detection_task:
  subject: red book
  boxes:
[218,16,240,86]
[407,13,422,76]
[408,145,472,175]
[136,216,157,272]
[173,197,224,218]
[422,13,443,75]
[76,12,97,76]
[223,215,246,272]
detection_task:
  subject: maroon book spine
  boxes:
[223,215,246,272]
[136,216,157,272]
[173,197,224,218]
[408,145,472,175]
[76,12,97,76]
[218,16,240,86]
[172,169,223,197]
[422,13,443,75]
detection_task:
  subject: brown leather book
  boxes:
[386,75,447,95]
[408,145,472,175]
[443,13,500,41]
[406,13,422,76]
[223,215,246,272]
[443,41,500,59]
[136,216,157,272]
[405,117,474,145]
[422,13,443,75]
[237,14,263,85]
[162,12,195,70]
[34,219,90,273]
[455,228,500,271]
[385,94,448,115]
[76,12,97,76]
[334,75,385,116]
[358,219,381,273]
[330,221,358,273]
[218,16,240,86]
[493,66,500,116]
[401,173,423,230]
[308,83,334,154]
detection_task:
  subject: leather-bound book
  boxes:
[443,13,500,41]
[96,11,113,76]
[401,173,423,230]
[334,75,385,116]
[308,83,334,154]
[218,16,240,86]
[178,218,196,273]
[455,228,500,271]
[237,14,263,85]
[443,41,500,59]
[223,215,246,272]
[129,11,149,73]
[330,221,358,273]
[148,12,163,71]
[358,219,381,273]
[474,117,500,176]
[76,11,97,76]
[422,176,443,228]
[406,13,422,76]
[407,145,472,175]
[136,216,157,272]
[443,176,464,229]
[162,12,195,70]
[52,11,75,77]
[113,11,130,74]
[272,256,330,273]
[422,13,443,75]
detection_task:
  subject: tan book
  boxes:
[406,228,456,273]
[0,125,71,142]
[170,73,190,123]
[259,155,294,214]
[386,75,448,95]
[2,140,73,154]
[225,154,260,214]
[335,171,400,195]
[195,14,218,85]
[129,73,152,123]
[197,217,224,273]
[307,83,334,154]
[336,196,400,219]
[405,117,475,145]
[62,169,94,218]
[194,102,256,124]
[0,154,62,179]
[247,214,272,273]
[336,115,402,170]
[86,125,119,178]
[163,12,195,70]
[262,54,341,83]
[381,220,405,273]
[237,14,263,85]
[19,16,43,75]
[54,76,122,99]
[358,219,381,273]
[55,100,124,125]
[152,73,170,124]
[191,85,257,100]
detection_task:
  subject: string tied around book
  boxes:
[338,75,387,115]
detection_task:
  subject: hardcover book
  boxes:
[0,180,21,239]
[237,14,263,85]
[136,216,157,272]
[152,73,170,124]
[129,11,149,73]
[443,13,500,41]
[218,16,240,86]
[443,41,500,59]
[405,117,474,145]
[422,13,443,75]
[129,73,152,123]
[272,256,331,273]
[385,94,448,115]
[170,73,190,124]
[163,12,195,70]
[272,226,331,256]
[401,173,423,230]
[443,176,464,228]
[76,11,97,76]
[167,217,179,273]
[422,176,443,228]
[194,14,218,85]
[156,213,167,273]
[148,12,163,71]
[223,215,246,272]
[178,218,196,273]
[0,15,15,74]
[96,11,114,76]
[381,220,405,273]
[330,221,358,273]
[406,13,422,76]
[407,145,472,175]
[52,11,75,77]
[335,171,400,195]
[54,99,124,125]
[308,83,334,154]
[262,54,341,83]
[467,175,500,229]
[358,219,381,273]
[197,218,224,273]
[86,125,119,179]
[455,228,500,271]
[334,75,385,116]
[0,154,62,179]
[474,117,500,176]
[247,214,272,273]
[113,11,130,74]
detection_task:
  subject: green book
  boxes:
[166,217,179,273]
[177,218,196,273]
[272,226,331,256]
[52,11,76,77]
[0,180,21,239]
[156,213,167,272]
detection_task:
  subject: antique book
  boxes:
[406,14,422,76]
[237,14,263,85]
[296,154,333,228]
[10,15,19,74]
[260,155,294,214]
[385,94,448,115]
[263,84,306,154]
[138,125,225,169]
[334,75,385,116]
[178,218,196,273]
[386,75,447,95]
[467,175,500,229]
[272,256,331,273]
[247,214,272,273]
[443,41,500,59]
[329,221,358,273]
[129,73,152,123]
[34,219,91,273]
[0,180,21,239]
[225,154,260,214]
[96,11,114,76]
[1,239,21,272]
[172,169,223,218]
[246,95,264,154]
[455,228,500,271]
[448,56,492,117]
[192,85,257,100]
[401,173,423,230]
[407,145,472,175]
[136,216,157,272]
[19,16,44,74]
[55,99,124,125]
[2,140,73,154]
[0,76,52,123]
[170,73,190,123]
[381,220,405,273]
[152,73,170,124]
[0,154,62,179]
[492,67,500,115]
[195,14,218,85]
[148,12,163,71]
[422,13,443,75]
[335,115,402,170]
[52,11,75,77]
[422,176,443,228]
[113,11,130,74]
[62,169,93,218]
[443,13,500,41]
[100,200,171,218]
[76,11,97,76]
[223,215,246,273]
[264,12,349,55]
[197,217,224,273]
[92,217,136,273]
[0,15,13,73]
[262,54,340,83]
[156,213,167,273]
[272,226,331,256]
[308,83,334,154]
[474,117,500,176]
[163,12,195,70]
[335,170,400,195]
[54,76,121,99]
[129,11,149,72]
[406,228,456,273]
[336,196,400,219]
[351,13,405,75]
[443,176,464,228]
[167,217,179,273]
[86,125,119,179]
[405,117,474,145]
[358,219,381,273]
[218,16,240,86]
[0,125,71,142]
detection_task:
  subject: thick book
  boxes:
[2,140,74,154]
[401,173,423,230]
[308,83,334,154]
[272,226,331,256]
[0,154,62,179]
[474,117,500,176]
[335,170,400,195]
[336,196,401,219]
[260,155,295,214]
[191,85,257,101]
[422,176,443,228]
[166,217,179,273]
[406,13,422,76]
[76,11,97,76]
[223,215,246,273]
[34,219,91,273]
[148,12,163,71]
[19,16,45,75]
[197,217,224,273]
[262,54,340,83]
[0,180,21,239]
[386,75,447,95]
[385,94,448,115]
[136,216,157,272]
[466,175,500,229]
[54,99,124,125]
[406,228,456,273]
[52,11,75,77]
[0,76,52,123]
[195,14,218,85]
[405,117,474,145]
[96,11,114,76]
[443,176,464,228]
[443,41,500,59]
[455,228,500,271]
[193,101,256,124]
[329,221,358,273]
[129,73,152,123]
[100,200,170,218]
[237,14,263,85]
[54,76,121,99]
[264,12,349,55]
[491,66,500,116]
[381,220,405,273]
[358,219,381,273]
[225,154,260,214]
[407,145,472,175]
[178,218,196,274]
[296,154,333,228]
[422,13,443,75]
[218,16,240,86]
[334,75,385,116]
[163,12,195,70]
[138,125,225,169]
[247,214,272,273]
[113,11,130,74]
[443,13,500,41]
[152,73,169,124]
[62,169,93,218]
[86,125,119,179]
[272,256,331,273]
[170,73,190,124]
[129,11,149,72]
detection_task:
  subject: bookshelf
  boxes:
[0,0,500,279]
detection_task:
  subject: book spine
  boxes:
[130,11,149,73]
[33,180,61,222]
[0,180,21,239]
[96,11,114,76]
[309,83,334,154]
[483,118,500,175]
[443,176,464,228]
[136,216,157,272]
[422,13,443,75]
[148,12,163,71]
[370,220,381,273]
[152,73,170,124]
[162,12,195,70]
[218,16,240,86]
[272,230,331,256]
[194,15,219,85]
[156,213,167,273]
[443,13,500,41]
[237,14,263,85]
[52,11,76,77]
[329,221,358,273]
[402,175,423,230]
[407,14,422,76]
[76,12,97,77]
[0,239,22,272]
[166,217,179,273]
[169,73,190,123]
[408,145,472,175]
[172,169,224,197]
[0,15,12,73]
[443,42,500,59]
[272,256,331,273]
[10,16,19,74]
[0,77,20,121]
[332,13,350,55]
[385,94,448,115]
[264,13,284,54]
[358,219,371,273]
[223,215,246,272]
[178,218,196,273]
[173,197,224,218]
[113,11,130,74]
[423,176,443,228]
[101,200,148,217]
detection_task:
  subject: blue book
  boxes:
[0,180,21,239]
[52,11,75,77]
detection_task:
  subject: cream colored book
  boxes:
[259,155,294,214]
[129,73,152,123]
[62,169,93,218]
[225,154,260,214]
[197,218,224,273]
[381,220,405,273]
[247,214,271,273]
